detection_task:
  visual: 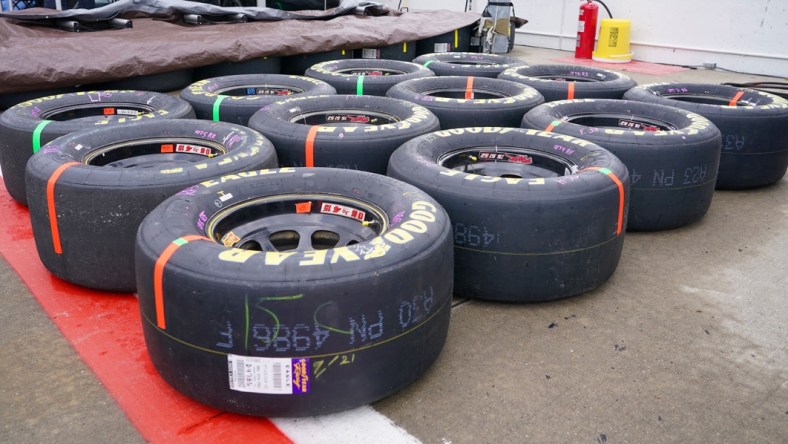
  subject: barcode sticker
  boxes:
[227,354,293,394]
[227,355,310,395]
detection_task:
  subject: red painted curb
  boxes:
[0,180,291,444]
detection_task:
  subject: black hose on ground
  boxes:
[722,81,788,100]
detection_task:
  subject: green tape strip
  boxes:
[32,120,53,153]
[356,76,364,96]
[423,60,435,68]
[212,95,228,121]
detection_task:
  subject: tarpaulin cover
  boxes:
[0,0,479,93]
[0,0,386,23]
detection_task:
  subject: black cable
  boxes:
[722,81,788,99]
[715,67,787,79]
[594,0,613,18]
[725,82,788,87]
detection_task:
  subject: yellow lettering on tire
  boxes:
[219,249,259,263]
[330,247,361,264]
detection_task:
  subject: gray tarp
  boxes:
[0,0,388,23]
[0,0,479,93]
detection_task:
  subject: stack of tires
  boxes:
[1,48,785,419]
[0,66,454,417]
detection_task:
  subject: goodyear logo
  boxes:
[432,127,595,148]
[292,358,310,394]
[217,200,440,266]
[199,167,295,187]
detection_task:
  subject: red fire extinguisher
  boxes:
[575,0,599,59]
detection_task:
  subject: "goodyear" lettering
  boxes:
[438,169,545,185]
[216,199,439,266]
[200,167,296,187]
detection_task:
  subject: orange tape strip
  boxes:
[567,81,575,100]
[305,125,319,167]
[544,120,562,133]
[154,235,206,329]
[47,162,80,255]
[295,201,313,213]
[465,76,474,100]
[609,174,625,236]
[729,91,744,106]
[585,166,625,236]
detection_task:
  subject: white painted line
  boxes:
[272,406,421,444]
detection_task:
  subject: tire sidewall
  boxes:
[521,99,722,230]
[0,90,195,205]
[388,127,630,301]
[24,119,277,292]
[306,59,435,96]
[135,168,454,415]
[248,94,440,173]
[181,75,337,125]
[499,65,637,101]
[386,76,545,129]
[623,83,788,188]
[414,52,526,77]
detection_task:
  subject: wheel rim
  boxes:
[564,113,678,132]
[333,68,408,76]
[289,109,400,126]
[532,75,601,82]
[660,93,753,106]
[420,88,508,99]
[438,147,578,178]
[41,100,156,120]
[217,85,305,97]
[205,194,388,252]
[82,137,227,168]
[447,61,494,66]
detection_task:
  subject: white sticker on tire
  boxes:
[175,143,213,156]
[228,354,310,395]
[320,202,366,222]
[116,108,140,116]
